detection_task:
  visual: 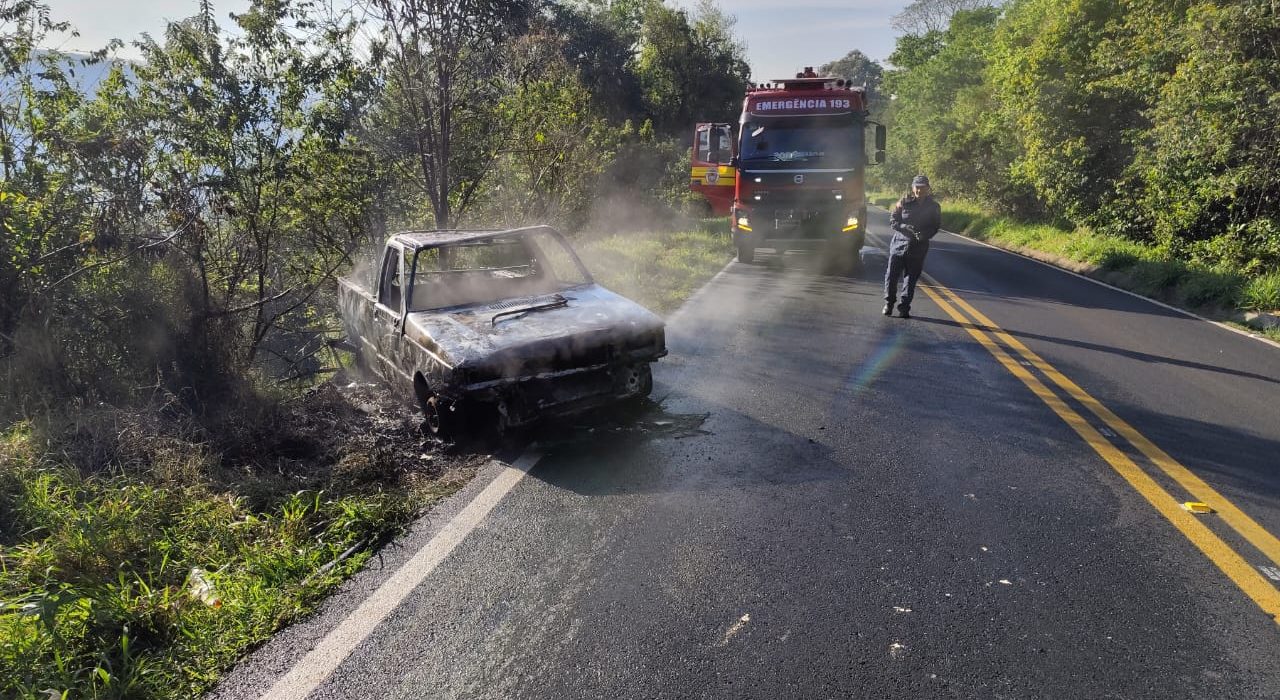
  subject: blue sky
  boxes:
[673,0,906,79]
[46,0,907,78]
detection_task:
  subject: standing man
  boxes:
[884,175,942,319]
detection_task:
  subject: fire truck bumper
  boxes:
[733,205,866,251]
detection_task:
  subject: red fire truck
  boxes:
[691,68,885,266]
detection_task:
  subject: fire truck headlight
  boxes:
[835,194,843,200]
[754,177,762,183]
[753,195,762,201]
[836,176,844,182]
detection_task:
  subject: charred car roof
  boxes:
[390,225,561,250]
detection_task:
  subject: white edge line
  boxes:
[869,205,1280,351]
[664,258,736,325]
[260,448,543,700]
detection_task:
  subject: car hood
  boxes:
[405,284,665,371]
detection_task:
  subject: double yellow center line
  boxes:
[918,275,1280,623]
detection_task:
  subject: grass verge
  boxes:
[0,384,482,699]
[575,218,734,314]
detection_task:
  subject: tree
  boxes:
[880,7,1020,205]
[472,25,621,228]
[548,0,649,119]
[0,0,94,385]
[365,0,535,229]
[1132,0,1280,269]
[819,49,884,106]
[988,0,1142,227]
[633,0,750,134]
[130,0,381,385]
[892,0,1001,34]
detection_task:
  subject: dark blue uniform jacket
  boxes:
[889,194,942,258]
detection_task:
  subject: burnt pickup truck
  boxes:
[338,226,666,435]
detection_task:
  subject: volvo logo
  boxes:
[793,174,804,184]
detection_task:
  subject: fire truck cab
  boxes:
[690,122,736,216]
[692,68,886,268]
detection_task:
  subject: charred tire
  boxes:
[424,395,460,438]
[415,374,461,438]
[737,242,755,264]
[627,363,654,398]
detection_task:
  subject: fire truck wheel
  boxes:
[737,242,755,264]
[848,233,866,271]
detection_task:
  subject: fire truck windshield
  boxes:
[739,120,862,169]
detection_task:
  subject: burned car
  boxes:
[338,226,666,435]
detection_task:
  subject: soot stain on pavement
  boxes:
[534,396,713,449]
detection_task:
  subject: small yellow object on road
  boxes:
[1183,501,1214,514]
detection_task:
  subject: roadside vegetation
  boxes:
[0,0,742,697]
[579,219,733,314]
[0,385,484,698]
[869,0,1280,325]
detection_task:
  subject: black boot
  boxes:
[897,305,911,319]
[882,302,894,316]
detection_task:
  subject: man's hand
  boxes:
[901,223,921,242]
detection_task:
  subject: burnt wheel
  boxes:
[423,395,455,437]
[416,375,463,438]
[623,364,653,399]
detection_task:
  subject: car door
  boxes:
[373,244,411,383]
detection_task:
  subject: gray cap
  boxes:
[912,175,931,187]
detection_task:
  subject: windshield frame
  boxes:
[405,229,595,313]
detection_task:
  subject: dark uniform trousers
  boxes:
[884,240,929,311]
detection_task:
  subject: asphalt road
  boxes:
[214,209,1280,699]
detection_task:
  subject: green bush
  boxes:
[1241,273,1280,312]
[1177,269,1243,309]
[1125,260,1186,297]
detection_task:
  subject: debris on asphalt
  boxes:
[716,613,752,647]
[1182,501,1213,514]
[889,641,907,659]
[538,400,711,447]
